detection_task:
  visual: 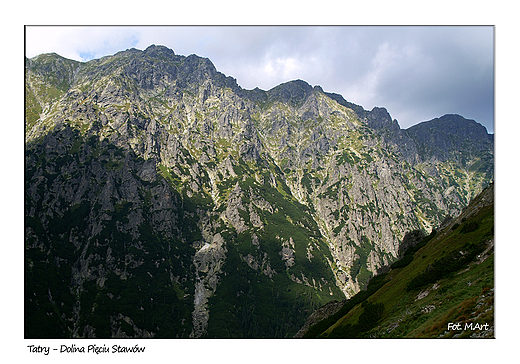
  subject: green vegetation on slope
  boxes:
[25,47,494,339]
[302,184,494,338]
[25,130,196,338]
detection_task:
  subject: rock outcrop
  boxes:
[25,45,494,338]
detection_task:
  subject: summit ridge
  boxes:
[25,46,493,338]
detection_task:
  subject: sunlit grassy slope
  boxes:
[302,183,494,338]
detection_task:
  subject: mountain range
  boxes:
[24,44,494,338]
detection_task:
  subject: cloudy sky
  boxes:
[26,25,494,133]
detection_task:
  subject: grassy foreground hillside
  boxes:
[299,183,494,338]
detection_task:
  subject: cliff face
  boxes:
[25,45,494,338]
[298,183,494,339]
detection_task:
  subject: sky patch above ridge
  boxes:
[25,25,494,133]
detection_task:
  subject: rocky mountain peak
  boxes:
[405,114,493,164]
[26,52,81,80]
[365,106,400,131]
[25,47,494,339]
[266,79,315,107]
[144,44,176,57]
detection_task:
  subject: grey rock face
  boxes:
[25,47,493,338]
[406,114,494,163]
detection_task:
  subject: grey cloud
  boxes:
[26,25,494,133]
[364,27,494,131]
